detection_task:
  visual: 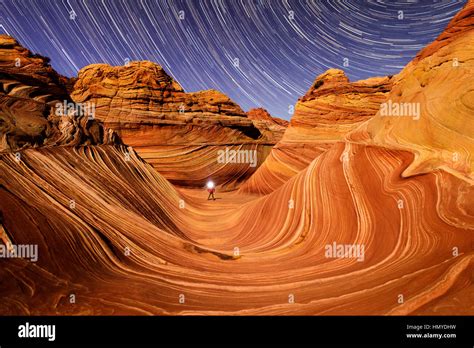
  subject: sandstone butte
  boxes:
[71,62,286,190]
[0,0,473,316]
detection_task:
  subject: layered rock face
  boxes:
[247,107,289,127]
[240,69,392,194]
[286,69,391,141]
[0,1,473,316]
[0,35,119,152]
[348,0,474,183]
[71,62,282,189]
[1,133,472,315]
[246,107,287,146]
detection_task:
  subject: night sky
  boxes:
[0,0,466,118]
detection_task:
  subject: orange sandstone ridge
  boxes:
[347,0,474,183]
[240,69,393,194]
[247,107,289,127]
[246,107,287,145]
[71,62,284,189]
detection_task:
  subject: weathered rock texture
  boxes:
[347,0,474,183]
[240,69,392,194]
[0,35,119,152]
[0,140,472,315]
[247,107,289,127]
[71,62,283,189]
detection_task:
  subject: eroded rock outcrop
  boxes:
[0,35,119,152]
[240,69,393,194]
[347,1,474,183]
[246,107,287,145]
[71,62,281,189]
[247,107,289,127]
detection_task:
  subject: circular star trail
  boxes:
[0,0,466,118]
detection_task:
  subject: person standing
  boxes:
[207,181,216,200]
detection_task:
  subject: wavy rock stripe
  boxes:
[70,61,284,189]
[0,143,472,315]
[347,1,474,183]
[0,1,473,318]
[239,70,392,194]
[237,142,328,195]
[137,144,272,189]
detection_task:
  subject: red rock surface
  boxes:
[246,107,287,147]
[0,141,472,315]
[0,1,473,316]
[240,70,392,194]
[347,0,474,183]
[247,107,289,127]
[0,35,119,152]
[71,62,282,189]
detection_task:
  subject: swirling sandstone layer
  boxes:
[240,70,392,194]
[0,1,473,316]
[347,0,474,183]
[0,35,119,152]
[71,63,283,189]
[0,142,472,315]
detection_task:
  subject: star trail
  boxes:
[0,0,466,118]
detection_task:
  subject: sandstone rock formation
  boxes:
[347,0,474,183]
[247,107,289,127]
[0,0,473,316]
[246,107,287,146]
[240,69,392,194]
[0,35,119,152]
[71,62,282,189]
[0,139,472,315]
